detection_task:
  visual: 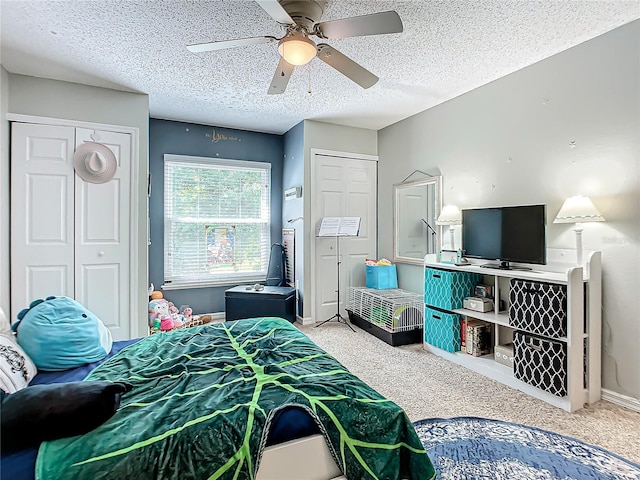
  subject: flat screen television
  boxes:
[461,204,547,269]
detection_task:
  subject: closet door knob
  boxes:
[98,251,105,257]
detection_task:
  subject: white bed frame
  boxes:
[257,434,345,480]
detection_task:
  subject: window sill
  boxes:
[162,277,266,291]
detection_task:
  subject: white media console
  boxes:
[423,248,601,412]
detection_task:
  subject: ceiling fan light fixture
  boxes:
[278,34,317,65]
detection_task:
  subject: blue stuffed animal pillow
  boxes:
[13,296,113,371]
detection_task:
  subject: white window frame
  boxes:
[162,154,271,290]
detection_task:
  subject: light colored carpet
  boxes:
[298,321,640,465]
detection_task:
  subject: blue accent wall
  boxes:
[149,119,284,315]
[283,122,304,316]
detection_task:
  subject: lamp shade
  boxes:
[278,34,316,66]
[553,195,605,224]
[436,205,462,225]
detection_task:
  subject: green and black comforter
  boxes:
[37,317,435,479]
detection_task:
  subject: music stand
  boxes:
[315,217,360,331]
[422,218,437,255]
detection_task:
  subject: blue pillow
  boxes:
[13,297,113,371]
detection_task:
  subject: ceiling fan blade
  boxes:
[187,36,276,53]
[255,0,295,25]
[315,11,403,39]
[268,57,294,94]
[316,44,378,89]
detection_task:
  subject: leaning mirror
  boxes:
[393,176,442,265]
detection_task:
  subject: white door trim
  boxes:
[309,149,378,324]
[8,113,141,339]
[309,148,378,163]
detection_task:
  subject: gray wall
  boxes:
[0,66,9,317]
[148,118,284,315]
[301,120,378,321]
[378,21,640,400]
[283,121,304,316]
[6,74,150,336]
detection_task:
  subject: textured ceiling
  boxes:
[1,1,639,134]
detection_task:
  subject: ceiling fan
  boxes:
[187,0,403,94]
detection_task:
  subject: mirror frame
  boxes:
[392,176,443,265]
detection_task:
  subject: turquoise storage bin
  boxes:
[366,265,398,289]
[424,306,461,353]
[424,267,481,310]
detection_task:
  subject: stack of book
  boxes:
[463,317,493,356]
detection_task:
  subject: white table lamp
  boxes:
[436,205,462,250]
[553,195,605,265]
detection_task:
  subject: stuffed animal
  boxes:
[148,299,170,328]
[183,307,193,322]
[159,316,174,331]
[168,302,179,315]
[172,316,184,328]
[150,291,163,300]
[13,296,112,371]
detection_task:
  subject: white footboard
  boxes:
[257,434,345,480]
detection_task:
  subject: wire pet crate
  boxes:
[346,287,423,346]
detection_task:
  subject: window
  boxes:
[163,154,271,288]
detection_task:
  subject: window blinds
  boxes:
[163,154,271,287]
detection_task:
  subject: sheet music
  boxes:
[338,217,361,235]
[318,217,361,237]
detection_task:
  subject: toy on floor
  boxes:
[148,283,163,300]
[148,298,199,332]
[148,299,175,331]
[159,316,175,331]
[148,299,167,326]
[167,302,176,314]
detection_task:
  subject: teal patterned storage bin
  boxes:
[424,306,461,352]
[424,267,482,310]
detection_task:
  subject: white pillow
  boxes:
[0,333,38,393]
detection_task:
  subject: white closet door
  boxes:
[75,129,131,341]
[10,123,76,317]
[311,154,377,322]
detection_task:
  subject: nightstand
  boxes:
[225,286,296,323]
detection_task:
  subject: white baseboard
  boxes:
[298,315,315,325]
[601,388,640,413]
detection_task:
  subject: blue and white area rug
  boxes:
[413,417,640,480]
